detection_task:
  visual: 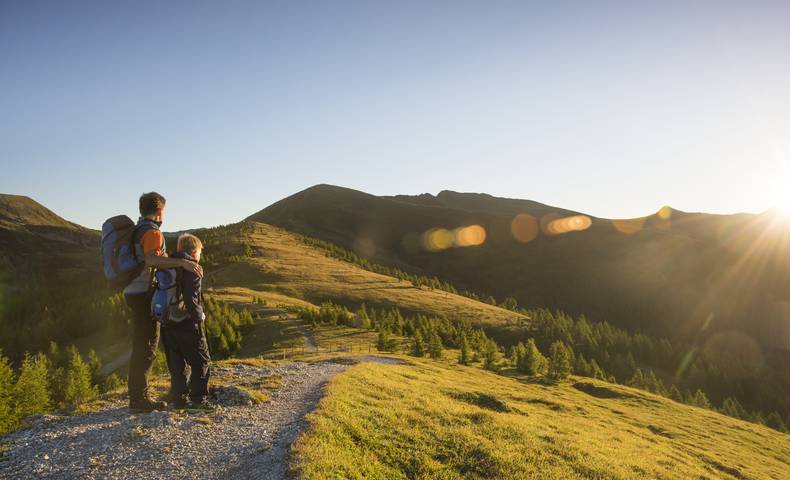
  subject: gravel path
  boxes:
[0,357,401,480]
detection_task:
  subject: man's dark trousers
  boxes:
[162,321,211,401]
[125,291,160,401]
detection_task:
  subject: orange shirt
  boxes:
[141,229,165,256]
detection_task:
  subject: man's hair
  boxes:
[139,192,166,217]
[177,233,203,254]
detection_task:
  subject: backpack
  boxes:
[151,268,190,324]
[101,215,149,289]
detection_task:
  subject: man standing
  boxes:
[124,192,203,412]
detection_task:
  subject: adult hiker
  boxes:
[124,192,203,412]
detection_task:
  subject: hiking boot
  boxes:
[129,397,168,413]
[187,398,216,413]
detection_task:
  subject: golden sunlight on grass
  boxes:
[293,358,790,480]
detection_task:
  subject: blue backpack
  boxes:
[100,215,153,289]
[151,268,189,324]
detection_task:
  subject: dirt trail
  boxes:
[0,357,403,480]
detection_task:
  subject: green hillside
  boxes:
[199,221,524,331]
[247,184,790,351]
[294,356,790,479]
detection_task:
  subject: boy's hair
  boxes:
[139,192,166,217]
[177,233,203,254]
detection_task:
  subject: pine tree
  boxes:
[411,331,426,357]
[13,353,51,419]
[482,339,501,371]
[548,341,573,380]
[86,349,103,388]
[765,412,788,433]
[690,389,711,409]
[0,352,16,434]
[668,385,683,402]
[459,335,471,365]
[520,339,548,375]
[357,304,371,329]
[102,373,124,393]
[427,332,443,359]
[376,330,389,352]
[63,348,98,407]
[721,397,747,419]
[574,354,591,377]
[627,368,646,389]
[589,358,606,381]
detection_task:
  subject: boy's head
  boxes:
[139,192,166,222]
[177,233,203,262]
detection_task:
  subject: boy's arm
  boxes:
[182,270,205,321]
[145,252,203,278]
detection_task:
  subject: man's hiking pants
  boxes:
[125,291,160,402]
[162,321,211,402]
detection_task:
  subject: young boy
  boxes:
[161,233,212,411]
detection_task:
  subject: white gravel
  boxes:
[0,358,400,480]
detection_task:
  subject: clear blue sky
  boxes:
[2,1,789,230]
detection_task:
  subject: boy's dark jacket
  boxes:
[172,251,204,322]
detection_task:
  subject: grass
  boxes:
[204,222,524,330]
[293,356,790,480]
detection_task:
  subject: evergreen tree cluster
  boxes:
[523,307,789,433]
[0,280,130,362]
[0,344,118,435]
[202,297,257,358]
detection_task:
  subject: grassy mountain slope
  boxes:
[294,356,790,479]
[201,221,524,331]
[247,184,790,350]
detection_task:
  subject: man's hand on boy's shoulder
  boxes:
[182,260,203,278]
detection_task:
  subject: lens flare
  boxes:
[511,214,539,243]
[420,225,487,251]
[454,225,486,247]
[546,215,592,235]
[421,228,454,251]
[612,217,646,235]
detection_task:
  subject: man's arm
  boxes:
[181,270,205,321]
[144,252,204,277]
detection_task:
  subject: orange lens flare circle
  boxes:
[511,214,539,243]
[454,225,486,247]
[546,215,591,235]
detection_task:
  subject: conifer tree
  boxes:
[427,332,443,359]
[0,352,16,434]
[765,412,788,433]
[356,304,371,329]
[86,349,103,388]
[690,389,711,409]
[13,353,51,419]
[520,339,548,375]
[63,348,98,407]
[574,354,591,377]
[668,385,683,402]
[589,358,606,381]
[459,334,471,365]
[482,339,501,371]
[411,331,426,357]
[548,341,573,380]
[376,330,389,352]
[721,397,747,419]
